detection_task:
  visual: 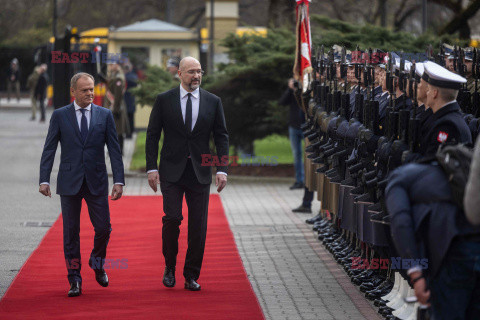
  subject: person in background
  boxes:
[7,58,21,102]
[279,78,306,190]
[104,63,130,154]
[35,64,49,123]
[166,58,180,81]
[123,63,138,139]
[464,136,480,226]
[27,66,40,121]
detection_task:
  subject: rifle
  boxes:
[457,48,472,113]
[474,48,480,117]
[353,46,364,123]
[436,44,445,67]
[340,47,351,120]
[397,56,409,144]
[426,44,434,61]
[408,62,420,153]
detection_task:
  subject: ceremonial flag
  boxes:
[293,0,312,90]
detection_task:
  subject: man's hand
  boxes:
[111,184,123,200]
[411,272,430,306]
[148,171,160,192]
[39,184,51,197]
[216,174,227,193]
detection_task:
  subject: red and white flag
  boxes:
[293,0,312,90]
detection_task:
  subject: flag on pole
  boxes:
[293,0,312,91]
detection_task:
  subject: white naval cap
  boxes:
[415,62,424,77]
[422,61,466,90]
[393,59,411,73]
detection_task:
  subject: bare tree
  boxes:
[435,0,480,39]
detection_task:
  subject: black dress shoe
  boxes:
[184,278,201,291]
[163,267,176,288]
[289,182,305,190]
[89,258,109,287]
[68,281,82,297]
[94,269,109,287]
[292,205,312,213]
[374,298,387,307]
[306,213,322,224]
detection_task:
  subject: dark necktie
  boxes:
[185,93,192,133]
[80,108,88,143]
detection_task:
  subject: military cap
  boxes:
[414,62,425,81]
[464,50,473,61]
[443,44,454,56]
[422,61,467,90]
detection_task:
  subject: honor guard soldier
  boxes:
[418,61,472,157]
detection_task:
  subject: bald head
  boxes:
[179,57,200,71]
[178,56,203,92]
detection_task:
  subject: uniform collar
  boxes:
[179,85,199,99]
[74,101,92,111]
[434,101,460,118]
[373,85,383,97]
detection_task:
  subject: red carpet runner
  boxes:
[0,195,264,319]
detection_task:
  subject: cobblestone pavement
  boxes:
[1,108,380,320]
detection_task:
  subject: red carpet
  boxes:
[0,195,264,319]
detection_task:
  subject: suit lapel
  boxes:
[84,104,98,144]
[192,88,205,134]
[172,87,187,132]
[66,103,82,143]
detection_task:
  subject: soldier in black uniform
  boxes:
[417,61,472,157]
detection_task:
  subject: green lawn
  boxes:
[130,132,297,171]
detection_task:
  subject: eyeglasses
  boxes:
[186,70,205,75]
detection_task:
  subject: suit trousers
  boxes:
[60,178,111,284]
[429,238,480,320]
[160,159,210,281]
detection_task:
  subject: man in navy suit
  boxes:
[39,72,125,297]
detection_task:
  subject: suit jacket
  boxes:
[386,163,480,277]
[145,86,229,184]
[39,103,125,196]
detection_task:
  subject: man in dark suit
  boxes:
[386,163,480,319]
[39,72,125,297]
[146,57,229,291]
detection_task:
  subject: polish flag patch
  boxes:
[437,131,448,143]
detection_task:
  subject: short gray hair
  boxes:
[429,84,458,102]
[70,72,94,89]
[439,87,459,102]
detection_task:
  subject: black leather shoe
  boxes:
[289,182,305,190]
[163,267,176,288]
[292,205,312,213]
[68,281,82,297]
[89,258,109,287]
[306,213,322,224]
[95,269,109,287]
[184,278,201,291]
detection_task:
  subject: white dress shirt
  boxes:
[147,85,226,176]
[74,100,92,129]
[40,101,124,186]
[180,85,200,131]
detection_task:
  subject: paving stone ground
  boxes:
[0,108,381,320]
